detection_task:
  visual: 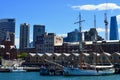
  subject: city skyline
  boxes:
[0,0,120,48]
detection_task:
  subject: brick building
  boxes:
[0,32,17,60]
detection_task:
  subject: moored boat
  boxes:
[63,13,115,76]
[11,67,26,72]
[63,65,115,76]
[0,68,11,72]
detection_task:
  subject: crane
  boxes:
[104,13,108,40]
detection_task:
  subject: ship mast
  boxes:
[74,13,85,68]
[74,13,85,51]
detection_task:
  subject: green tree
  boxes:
[17,52,28,59]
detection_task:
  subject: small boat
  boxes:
[11,67,26,72]
[40,59,64,76]
[40,68,49,75]
[40,67,63,76]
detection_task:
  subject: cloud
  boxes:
[58,34,67,37]
[83,28,105,33]
[72,3,120,11]
[96,28,105,32]
[96,27,120,34]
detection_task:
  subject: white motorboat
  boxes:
[11,67,26,72]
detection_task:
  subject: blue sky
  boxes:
[0,0,120,48]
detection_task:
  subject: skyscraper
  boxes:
[33,24,45,47]
[110,16,119,40]
[36,33,63,53]
[19,23,30,50]
[0,18,15,45]
[64,29,81,42]
[84,28,103,41]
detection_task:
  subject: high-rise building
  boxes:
[84,28,103,41]
[64,29,81,42]
[0,18,15,45]
[36,33,63,53]
[19,23,30,50]
[33,25,45,47]
[110,16,119,40]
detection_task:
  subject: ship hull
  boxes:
[63,67,115,76]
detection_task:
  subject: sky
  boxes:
[0,0,120,48]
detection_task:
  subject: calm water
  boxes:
[0,72,120,80]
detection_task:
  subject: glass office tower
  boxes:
[33,25,45,47]
[110,16,119,40]
[0,19,15,45]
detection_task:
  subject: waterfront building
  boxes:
[19,23,30,50]
[33,25,45,47]
[54,42,79,53]
[110,16,119,40]
[54,40,120,54]
[24,51,120,67]
[0,18,15,45]
[36,33,63,53]
[0,32,17,60]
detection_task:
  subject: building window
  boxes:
[38,29,41,32]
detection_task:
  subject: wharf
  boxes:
[23,67,40,72]
[0,68,11,72]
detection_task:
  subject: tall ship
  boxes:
[63,53,115,76]
[63,13,115,76]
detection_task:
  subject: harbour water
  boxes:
[0,72,120,80]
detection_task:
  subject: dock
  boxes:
[0,68,11,72]
[23,67,40,72]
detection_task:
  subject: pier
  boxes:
[23,67,40,72]
[0,68,11,72]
